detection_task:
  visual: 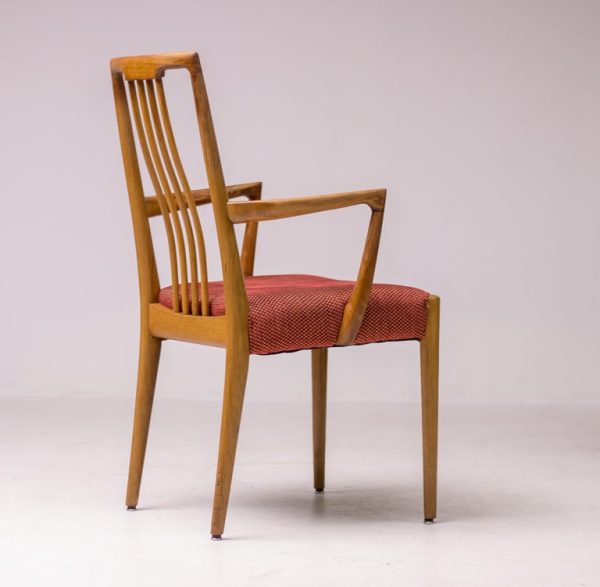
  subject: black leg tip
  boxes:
[315,488,324,494]
[424,518,435,524]
[211,534,222,541]
[127,506,137,511]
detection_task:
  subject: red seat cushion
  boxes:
[159,274,429,355]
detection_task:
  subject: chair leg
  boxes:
[126,330,162,509]
[210,348,250,539]
[420,295,440,523]
[311,348,328,493]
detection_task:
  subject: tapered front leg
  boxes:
[312,348,328,492]
[420,295,440,522]
[126,330,162,509]
[211,348,250,538]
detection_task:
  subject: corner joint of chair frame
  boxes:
[369,188,387,211]
[248,182,263,200]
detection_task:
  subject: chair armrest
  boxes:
[145,181,262,217]
[229,186,387,346]
[227,188,386,224]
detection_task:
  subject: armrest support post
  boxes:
[239,183,262,276]
[335,208,385,345]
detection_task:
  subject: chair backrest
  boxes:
[110,52,248,322]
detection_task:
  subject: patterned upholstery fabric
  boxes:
[159,274,430,355]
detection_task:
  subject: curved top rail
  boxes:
[111,52,200,81]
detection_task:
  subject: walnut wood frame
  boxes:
[110,52,440,538]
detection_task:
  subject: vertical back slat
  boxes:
[156,79,210,316]
[136,81,190,314]
[111,72,160,308]
[146,80,201,315]
[128,81,181,312]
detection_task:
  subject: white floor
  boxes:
[1,398,598,586]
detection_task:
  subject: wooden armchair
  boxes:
[110,52,440,539]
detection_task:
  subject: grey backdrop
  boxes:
[1,0,599,403]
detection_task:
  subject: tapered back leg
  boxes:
[210,348,250,538]
[126,330,162,508]
[420,295,440,522]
